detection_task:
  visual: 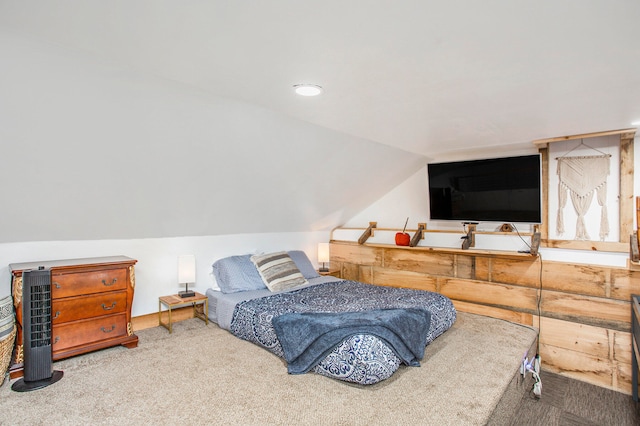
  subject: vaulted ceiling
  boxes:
[1,1,639,242]
[2,1,639,156]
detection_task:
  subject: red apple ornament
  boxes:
[395,217,410,246]
[395,232,410,246]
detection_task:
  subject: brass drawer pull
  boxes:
[102,278,117,286]
[101,302,117,311]
[54,336,60,344]
[52,311,61,320]
[54,282,61,289]
[101,325,116,333]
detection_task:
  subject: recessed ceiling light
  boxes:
[293,84,323,96]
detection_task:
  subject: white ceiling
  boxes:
[2,1,639,158]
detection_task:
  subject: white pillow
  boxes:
[208,269,221,292]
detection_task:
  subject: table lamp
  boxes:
[178,255,196,298]
[318,243,330,272]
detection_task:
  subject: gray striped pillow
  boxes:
[250,252,308,292]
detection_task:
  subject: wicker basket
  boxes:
[0,325,16,386]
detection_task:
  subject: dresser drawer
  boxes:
[52,268,128,298]
[52,291,127,324]
[53,313,128,352]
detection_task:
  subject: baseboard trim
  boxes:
[132,306,195,332]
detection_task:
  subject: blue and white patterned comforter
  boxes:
[230,280,457,385]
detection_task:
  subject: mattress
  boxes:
[206,276,341,330]
[206,277,457,384]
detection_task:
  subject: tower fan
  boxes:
[12,267,63,392]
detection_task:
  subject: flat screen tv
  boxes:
[427,154,542,223]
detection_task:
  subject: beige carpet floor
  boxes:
[0,312,537,426]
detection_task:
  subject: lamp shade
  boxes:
[178,255,196,284]
[317,243,330,263]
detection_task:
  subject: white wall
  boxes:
[1,29,637,319]
[344,144,541,232]
[343,167,431,231]
[343,136,640,267]
[0,231,329,316]
[0,31,428,321]
[0,31,426,243]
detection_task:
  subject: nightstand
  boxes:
[319,269,341,279]
[158,292,208,333]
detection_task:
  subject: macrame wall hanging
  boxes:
[556,143,611,241]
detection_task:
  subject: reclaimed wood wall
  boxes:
[330,241,640,395]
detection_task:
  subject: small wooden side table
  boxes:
[319,269,342,279]
[158,292,209,333]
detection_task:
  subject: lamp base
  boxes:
[318,267,329,273]
[179,290,196,298]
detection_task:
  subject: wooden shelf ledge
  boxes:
[330,239,539,259]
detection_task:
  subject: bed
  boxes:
[206,250,457,385]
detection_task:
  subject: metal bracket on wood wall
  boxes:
[410,223,427,247]
[530,232,541,256]
[631,234,639,262]
[358,222,377,245]
[461,224,476,250]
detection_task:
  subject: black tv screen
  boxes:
[427,154,542,223]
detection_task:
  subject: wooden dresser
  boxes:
[9,256,138,378]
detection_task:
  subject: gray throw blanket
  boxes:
[271,308,432,374]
